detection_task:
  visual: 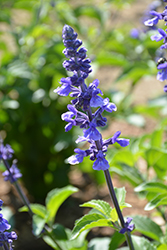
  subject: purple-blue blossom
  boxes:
[0,200,17,249]
[93,150,110,171]
[54,25,130,171]
[144,11,162,26]
[0,144,14,161]
[119,217,135,234]
[2,159,22,183]
[157,61,167,81]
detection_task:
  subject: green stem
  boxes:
[104,169,135,250]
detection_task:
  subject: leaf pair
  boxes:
[72,187,131,240]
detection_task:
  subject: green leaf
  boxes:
[74,6,103,23]
[51,224,68,240]
[145,193,167,211]
[32,214,46,236]
[132,215,163,241]
[145,148,167,179]
[19,204,46,218]
[109,231,125,250]
[114,187,131,208]
[150,129,163,148]
[71,213,113,240]
[43,227,88,250]
[45,185,78,224]
[158,244,167,250]
[135,182,167,194]
[80,200,112,218]
[110,208,118,222]
[110,165,142,186]
[110,150,135,167]
[97,51,127,66]
[131,235,157,250]
[88,237,111,250]
[42,236,59,250]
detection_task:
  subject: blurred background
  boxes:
[0,0,166,249]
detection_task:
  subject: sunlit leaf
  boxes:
[45,186,78,224]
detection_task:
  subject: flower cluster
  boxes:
[54,25,129,171]
[0,143,14,161]
[0,200,17,250]
[144,0,167,91]
[119,217,135,234]
[3,159,22,183]
[0,142,22,183]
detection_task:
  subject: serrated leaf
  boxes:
[145,193,167,211]
[71,213,113,240]
[19,204,46,218]
[135,182,167,194]
[80,200,112,218]
[45,185,78,224]
[132,215,163,241]
[32,214,46,236]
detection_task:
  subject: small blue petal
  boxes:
[116,138,130,147]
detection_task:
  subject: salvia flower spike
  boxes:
[54,24,130,171]
[54,25,134,250]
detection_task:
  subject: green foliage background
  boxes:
[0,0,163,201]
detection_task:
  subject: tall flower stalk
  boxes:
[54,25,135,250]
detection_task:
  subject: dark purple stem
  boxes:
[2,159,33,217]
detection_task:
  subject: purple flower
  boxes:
[68,148,87,165]
[119,217,135,234]
[130,28,140,39]
[151,28,167,43]
[2,159,22,183]
[164,85,167,92]
[61,104,77,131]
[83,122,102,141]
[0,214,11,233]
[157,61,167,81]
[102,98,117,113]
[54,78,74,96]
[103,131,130,148]
[0,144,14,161]
[0,201,3,211]
[93,150,110,171]
[144,11,162,26]
[111,131,130,147]
[0,200,17,249]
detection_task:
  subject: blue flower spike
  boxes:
[54,25,130,171]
